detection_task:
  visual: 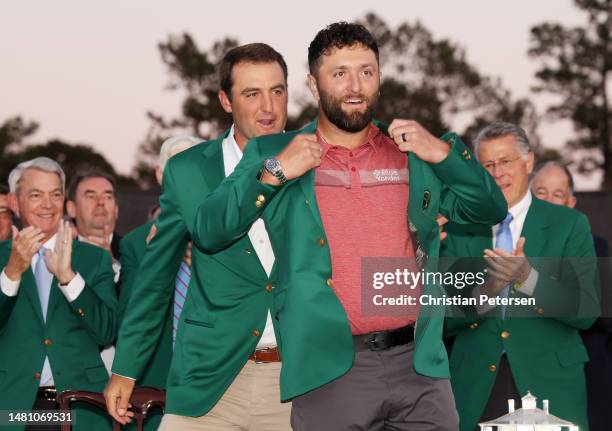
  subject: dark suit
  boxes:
[110,233,122,262]
[581,235,612,431]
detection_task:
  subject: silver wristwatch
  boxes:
[263,158,288,185]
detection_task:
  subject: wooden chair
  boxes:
[57,387,165,431]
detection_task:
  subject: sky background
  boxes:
[2,0,598,188]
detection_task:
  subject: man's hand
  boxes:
[436,214,449,241]
[388,119,450,163]
[183,241,192,267]
[482,237,531,296]
[81,225,115,262]
[4,226,45,281]
[45,221,76,285]
[104,374,136,425]
[260,134,321,185]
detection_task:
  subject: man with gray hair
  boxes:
[0,157,118,430]
[442,121,598,430]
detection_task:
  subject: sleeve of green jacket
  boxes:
[0,290,18,332]
[432,133,507,225]
[117,231,141,322]
[527,213,599,329]
[192,137,280,253]
[68,249,118,346]
[112,166,189,380]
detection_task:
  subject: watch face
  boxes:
[265,158,281,173]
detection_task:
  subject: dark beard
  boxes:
[319,89,377,133]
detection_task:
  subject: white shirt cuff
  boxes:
[0,269,21,297]
[58,273,85,302]
[112,261,121,283]
[516,268,538,296]
[473,286,497,315]
[113,373,136,381]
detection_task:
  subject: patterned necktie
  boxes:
[34,247,53,385]
[173,261,191,347]
[495,213,514,318]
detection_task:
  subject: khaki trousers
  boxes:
[159,360,290,431]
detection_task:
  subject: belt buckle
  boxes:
[366,331,390,351]
[39,387,57,401]
[253,347,273,364]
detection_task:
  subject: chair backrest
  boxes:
[57,387,165,431]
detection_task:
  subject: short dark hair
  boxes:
[67,169,116,202]
[0,184,8,195]
[308,22,379,75]
[218,43,288,98]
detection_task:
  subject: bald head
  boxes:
[531,162,576,208]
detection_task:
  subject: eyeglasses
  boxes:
[481,156,523,172]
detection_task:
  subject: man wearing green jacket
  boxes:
[116,134,200,431]
[105,43,292,430]
[0,157,118,431]
[192,22,507,430]
[442,121,598,430]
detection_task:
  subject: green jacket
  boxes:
[191,119,507,401]
[118,221,173,389]
[117,221,171,430]
[442,196,598,431]
[113,131,276,417]
[0,240,118,431]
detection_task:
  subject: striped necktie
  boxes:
[173,261,191,347]
[495,213,514,318]
[34,248,53,385]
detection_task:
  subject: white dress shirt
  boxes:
[475,190,539,313]
[223,125,277,348]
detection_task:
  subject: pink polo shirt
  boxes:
[314,124,419,335]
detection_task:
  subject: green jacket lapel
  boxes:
[520,197,551,257]
[198,129,230,190]
[22,268,45,325]
[203,129,270,280]
[295,120,325,230]
[45,278,62,324]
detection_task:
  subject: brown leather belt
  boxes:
[249,347,281,363]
